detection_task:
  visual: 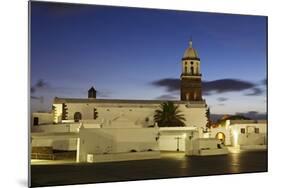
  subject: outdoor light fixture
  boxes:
[233,130,239,147]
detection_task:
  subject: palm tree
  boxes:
[154,101,186,127]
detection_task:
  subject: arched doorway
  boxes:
[216,132,226,144]
[74,112,82,122]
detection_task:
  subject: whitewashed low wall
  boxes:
[189,138,228,156]
[31,138,78,151]
[159,127,198,152]
[159,135,185,151]
[77,127,160,162]
[31,123,100,133]
[86,151,160,163]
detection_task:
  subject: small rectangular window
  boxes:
[33,117,39,126]
[241,128,246,134]
[255,128,260,133]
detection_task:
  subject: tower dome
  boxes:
[183,40,199,59]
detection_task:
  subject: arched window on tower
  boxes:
[194,92,197,100]
[185,93,189,100]
[190,66,194,75]
[189,92,193,100]
[185,66,187,73]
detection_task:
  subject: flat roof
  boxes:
[229,120,267,124]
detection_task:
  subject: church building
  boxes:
[50,40,208,130]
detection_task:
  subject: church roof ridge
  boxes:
[53,97,188,104]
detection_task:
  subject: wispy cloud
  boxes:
[96,90,112,98]
[31,79,49,101]
[244,88,263,96]
[155,94,178,100]
[217,97,228,102]
[236,111,267,120]
[31,79,48,94]
[210,111,267,122]
[262,78,267,85]
[151,78,180,92]
[203,79,256,94]
[151,77,264,96]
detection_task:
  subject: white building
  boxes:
[210,120,267,150]
[31,40,232,162]
[49,40,207,129]
[32,112,53,126]
[52,98,207,129]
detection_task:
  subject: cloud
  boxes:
[151,78,180,92]
[96,90,112,98]
[31,79,48,94]
[236,111,267,120]
[203,79,255,94]
[210,111,267,122]
[31,79,48,101]
[31,96,44,103]
[151,78,263,96]
[244,88,263,96]
[217,97,228,102]
[31,96,40,100]
[155,94,178,100]
[262,78,267,85]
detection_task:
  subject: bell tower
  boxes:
[88,86,97,99]
[180,39,203,101]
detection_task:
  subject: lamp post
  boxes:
[175,136,182,152]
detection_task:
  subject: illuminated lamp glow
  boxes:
[233,130,239,146]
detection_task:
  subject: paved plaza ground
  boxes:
[31,151,267,187]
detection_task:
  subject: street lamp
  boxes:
[175,136,182,152]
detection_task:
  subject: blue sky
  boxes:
[30,2,267,117]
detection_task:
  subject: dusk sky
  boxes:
[30,1,267,118]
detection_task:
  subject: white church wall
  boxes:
[64,102,158,127]
[180,105,208,130]
[52,100,208,130]
[77,127,160,162]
